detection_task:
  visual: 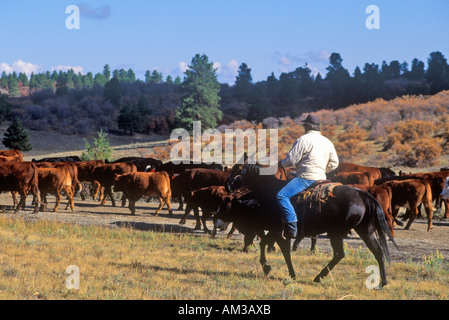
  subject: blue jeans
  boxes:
[276,177,315,223]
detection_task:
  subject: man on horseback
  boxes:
[277,114,339,239]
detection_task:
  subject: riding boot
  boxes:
[283,221,297,239]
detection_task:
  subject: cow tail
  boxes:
[424,181,433,210]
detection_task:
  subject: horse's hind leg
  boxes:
[314,234,345,283]
[357,232,387,288]
[292,235,317,252]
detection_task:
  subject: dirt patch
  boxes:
[2,193,449,266]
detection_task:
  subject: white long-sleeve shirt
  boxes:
[281,130,339,180]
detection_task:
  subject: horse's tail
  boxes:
[360,190,399,263]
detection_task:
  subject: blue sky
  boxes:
[1,0,448,84]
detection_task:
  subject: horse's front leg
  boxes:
[277,236,296,279]
[259,234,272,276]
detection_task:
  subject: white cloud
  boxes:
[176,59,240,84]
[273,50,331,77]
[0,60,42,76]
[50,65,84,74]
[214,59,240,85]
[178,61,189,74]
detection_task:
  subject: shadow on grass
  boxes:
[110,220,194,233]
[110,261,285,281]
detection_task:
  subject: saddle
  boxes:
[295,180,342,212]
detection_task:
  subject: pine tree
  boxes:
[175,54,222,132]
[81,130,112,161]
[2,118,32,151]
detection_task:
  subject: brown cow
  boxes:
[35,162,82,199]
[75,160,104,201]
[401,171,449,219]
[328,162,381,183]
[0,161,40,212]
[380,179,433,231]
[0,155,19,162]
[331,171,372,186]
[0,150,23,161]
[179,185,231,234]
[113,171,172,215]
[172,168,230,226]
[350,184,395,236]
[37,167,75,212]
[91,162,137,206]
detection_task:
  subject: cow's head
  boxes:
[440,177,449,200]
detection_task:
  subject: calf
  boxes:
[113,171,172,215]
[180,185,231,234]
[380,179,433,231]
[90,162,137,206]
[37,167,75,212]
[172,169,230,224]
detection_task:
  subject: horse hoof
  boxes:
[313,275,321,283]
[179,220,186,225]
[263,264,272,276]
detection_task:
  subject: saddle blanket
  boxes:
[296,180,341,211]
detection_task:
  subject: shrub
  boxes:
[392,137,443,167]
[81,130,112,161]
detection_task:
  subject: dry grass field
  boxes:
[0,193,448,300]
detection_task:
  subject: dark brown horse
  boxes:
[216,162,398,287]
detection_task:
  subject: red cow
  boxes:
[350,184,395,236]
[331,171,372,186]
[90,162,137,206]
[172,168,230,226]
[380,179,434,231]
[37,167,75,212]
[0,150,23,162]
[0,162,40,213]
[113,171,172,215]
[328,162,382,183]
[75,160,105,201]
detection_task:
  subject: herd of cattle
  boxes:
[1,149,449,241]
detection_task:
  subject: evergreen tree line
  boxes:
[1,51,448,136]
